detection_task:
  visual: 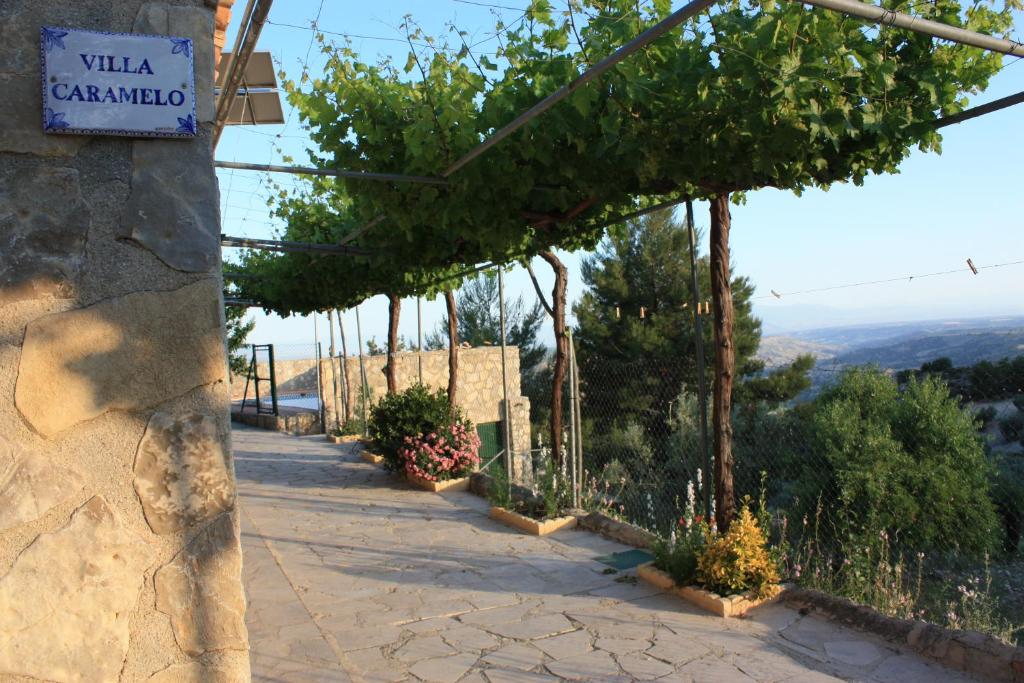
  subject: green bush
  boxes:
[974,405,998,429]
[369,384,459,472]
[992,456,1024,555]
[999,413,1024,443]
[796,367,1001,558]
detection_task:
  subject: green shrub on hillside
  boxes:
[796,367,1001,558]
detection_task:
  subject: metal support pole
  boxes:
[327,310,341,432]
[417,296,424,385]
[313,314,325,434]
[796,0,1024,56]
[336,308,351,423]
[567,328,580,509]
[355,305,369,436]
[498,269,512,483]
[686,200,713,518]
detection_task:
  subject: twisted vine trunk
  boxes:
[445,289,459,407]
[386,294,400,394]
[540,250,568,465]
[709,192,736,532]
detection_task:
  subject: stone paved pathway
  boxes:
[235,426,979,683]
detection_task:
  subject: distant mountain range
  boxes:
[758,316,1024,384]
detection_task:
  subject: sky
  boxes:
[216,0,1024,356]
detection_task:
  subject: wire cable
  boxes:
[754,259,1024,300]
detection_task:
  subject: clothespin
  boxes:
[639,306,646,319]
[771,289,782,299]
[967,258,979,275]
[615,306,620,320]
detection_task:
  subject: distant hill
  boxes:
[831,330,1024,370]
[757,316,1024,389]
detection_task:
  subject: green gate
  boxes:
[476,421,503,467]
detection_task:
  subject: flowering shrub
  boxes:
[653,474,711,586]
[369,384,455,472]
[697,505,780,599]
[398,419,480,482]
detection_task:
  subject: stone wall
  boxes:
[320,347,533,472]
[0,2,248,681]
[321,346,522,427]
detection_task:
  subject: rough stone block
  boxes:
[0,164,89,305]
[155,512,248,655]
[15,279,227,437]
[134,3,216,123]
[0,496,151,683]
[148,661,248,683]
[0,437,84,532]
[0,8,41,76]
[0,75,88,157]
[120,134,220,272]
[134,411,235,534]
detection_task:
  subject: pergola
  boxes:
[218,0,1022,527]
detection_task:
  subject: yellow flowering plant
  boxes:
[697,505,780,599]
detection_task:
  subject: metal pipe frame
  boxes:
[442,0,718,177]
[213,0,273,148]
[797,0,1024,56]
[220,234,371,256]
[215,160,450,186]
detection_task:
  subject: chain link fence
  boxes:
[568,353,1024,643]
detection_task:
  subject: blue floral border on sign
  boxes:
[41,27,68,52]
[39,26,198,139]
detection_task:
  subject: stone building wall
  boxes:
[0,2,248,682]
[320,346,523,428]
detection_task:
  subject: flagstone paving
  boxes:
[235,426,981,683]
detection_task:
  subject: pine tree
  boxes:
[573,207,762,433]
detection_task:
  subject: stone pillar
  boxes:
[0,2,249,682]
[502,396,533,485]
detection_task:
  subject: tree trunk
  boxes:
[336,309,353,423]
[709,192,736,532]
[386,294,400,394]
[540,250,568,465]
[445,288,459,407]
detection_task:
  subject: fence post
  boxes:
[570,329,584,510]
[267,343,279,417]
[498,269,512,488]
[327,310,341,432]
[355,305,369,436]
[686,199,713,518]
[417,296,424,385]
[336,308,351,423]
[313,315,326,434]
[567,328,579,508]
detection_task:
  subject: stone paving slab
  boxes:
[235,426,983,683]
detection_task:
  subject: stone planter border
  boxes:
[408,475,471,493]
[489,506,577,536]
[636,562,783,618]
[783,587,1024,683]
[360,451,385,465]
[577,511,658,549]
